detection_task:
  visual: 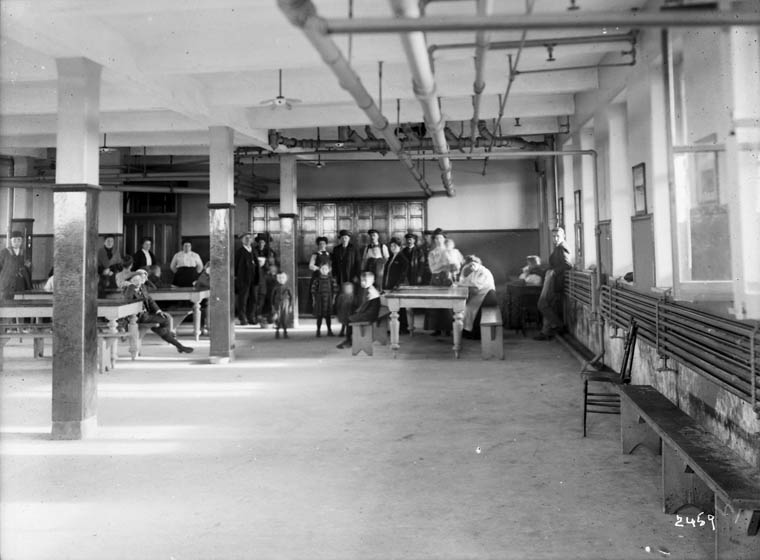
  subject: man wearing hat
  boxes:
[234,232,259,325]
[402,232,426,286]
[331,229,359,286]
[169,239,204,287]
[0,230,32,300]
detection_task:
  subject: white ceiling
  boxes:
[0,0,647,155]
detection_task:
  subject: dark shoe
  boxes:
[275,331,280,339]
[336,340,349,349]
[238,318,248,326]
[327,330,335,337]
[177,345,194,353]
[533,333,555,341]
[283,331,289,339]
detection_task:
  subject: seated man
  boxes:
[336,271,381,350]
[122,269,194,354]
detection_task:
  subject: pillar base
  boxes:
[209,356,233,365]
[51,415,97,440]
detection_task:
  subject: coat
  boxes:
[0,247,31,299]
[381,251,409,291]
[234,245,258,294]
[548,242,572,293]
[331,243,360,285]
[132,249,157,270]
[401,246,426,285]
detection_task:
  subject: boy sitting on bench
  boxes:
[336,271,380,350]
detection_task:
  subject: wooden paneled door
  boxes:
[122,193,179,267]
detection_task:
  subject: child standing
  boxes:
[271,272,293,339]
[335,282,358,338]
[311,263,338,337]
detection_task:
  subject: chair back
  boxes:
[619,319,639,384]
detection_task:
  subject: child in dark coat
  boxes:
[335,282,358,338]
[311,263,339,337]
[271,272,293,339]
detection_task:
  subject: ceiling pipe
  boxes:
[277,0,433,197]
[470,0,493,148]
[430,31,637,57]
[389,0,454,197]
[270,128,546,152]
[322,10,760,34]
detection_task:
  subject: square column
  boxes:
[52,57,101,440]
[279,155,298,328]
[208,126,235,362]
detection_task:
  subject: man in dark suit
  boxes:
[401,232,425,286]
[331,229,360,286]
[234,232,259,325]
[132,237,157,270]
[0,230,31,300]
[534,227,573,340]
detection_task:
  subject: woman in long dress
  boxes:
[458,255,498,339]
[425,228,461,335]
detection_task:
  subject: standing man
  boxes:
[331,229,359,286]
[97,234,123,292]
[132,237,157,271]
[0,230,31,300]
[234,232,258,325]
[534,227,572,341]
[401,233,426,286]
[169,239,204,287]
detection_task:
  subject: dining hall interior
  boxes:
[1,1,759,559]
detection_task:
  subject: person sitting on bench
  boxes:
[122,269,194,354]
[458,255,497,340]
[336,271,381,350]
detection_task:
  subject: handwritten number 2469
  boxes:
[675,512,716,531]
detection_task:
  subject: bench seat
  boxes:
[619,384,760,559]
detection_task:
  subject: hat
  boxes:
[255,233,270,243]
[10,230,23,239]
[404,232,418,240]
[432,227,446,238]
[338,229,352,238]
[316,236,328,245]
[367,228,379,236]
[423,229,432,236]
[389,237,402,247]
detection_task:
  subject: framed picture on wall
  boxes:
[632,163,647,216]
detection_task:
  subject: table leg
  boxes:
[452,309,464,358]
[389,310,400,358]
[107,317,119,370]
[193,300,201,341]
[34,317,44,358]
[128,315,139,360]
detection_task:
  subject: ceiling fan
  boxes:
[259,68,302,110]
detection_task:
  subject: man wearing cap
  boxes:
[0,230,32,300]
[331,229,359,286]
[234,232,259,325]
[169,240,203,287]
[122,269,194,354]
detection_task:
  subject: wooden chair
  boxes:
[582,318,638,437]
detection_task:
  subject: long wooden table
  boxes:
[382,285,469,358]
[105,287,210,340]
[2,298,144,364]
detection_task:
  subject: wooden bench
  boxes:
[619,385,760,560]
[479,306,504,360]
[0,322,53,371]
[350,307,391,357]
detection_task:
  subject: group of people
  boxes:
[295,227,498,347]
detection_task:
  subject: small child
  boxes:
[311,263,338,337]
[335,282,358,338]
[262,263,279,326]
[271,272,293,339]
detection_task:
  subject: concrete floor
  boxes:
[1,322,713,560]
